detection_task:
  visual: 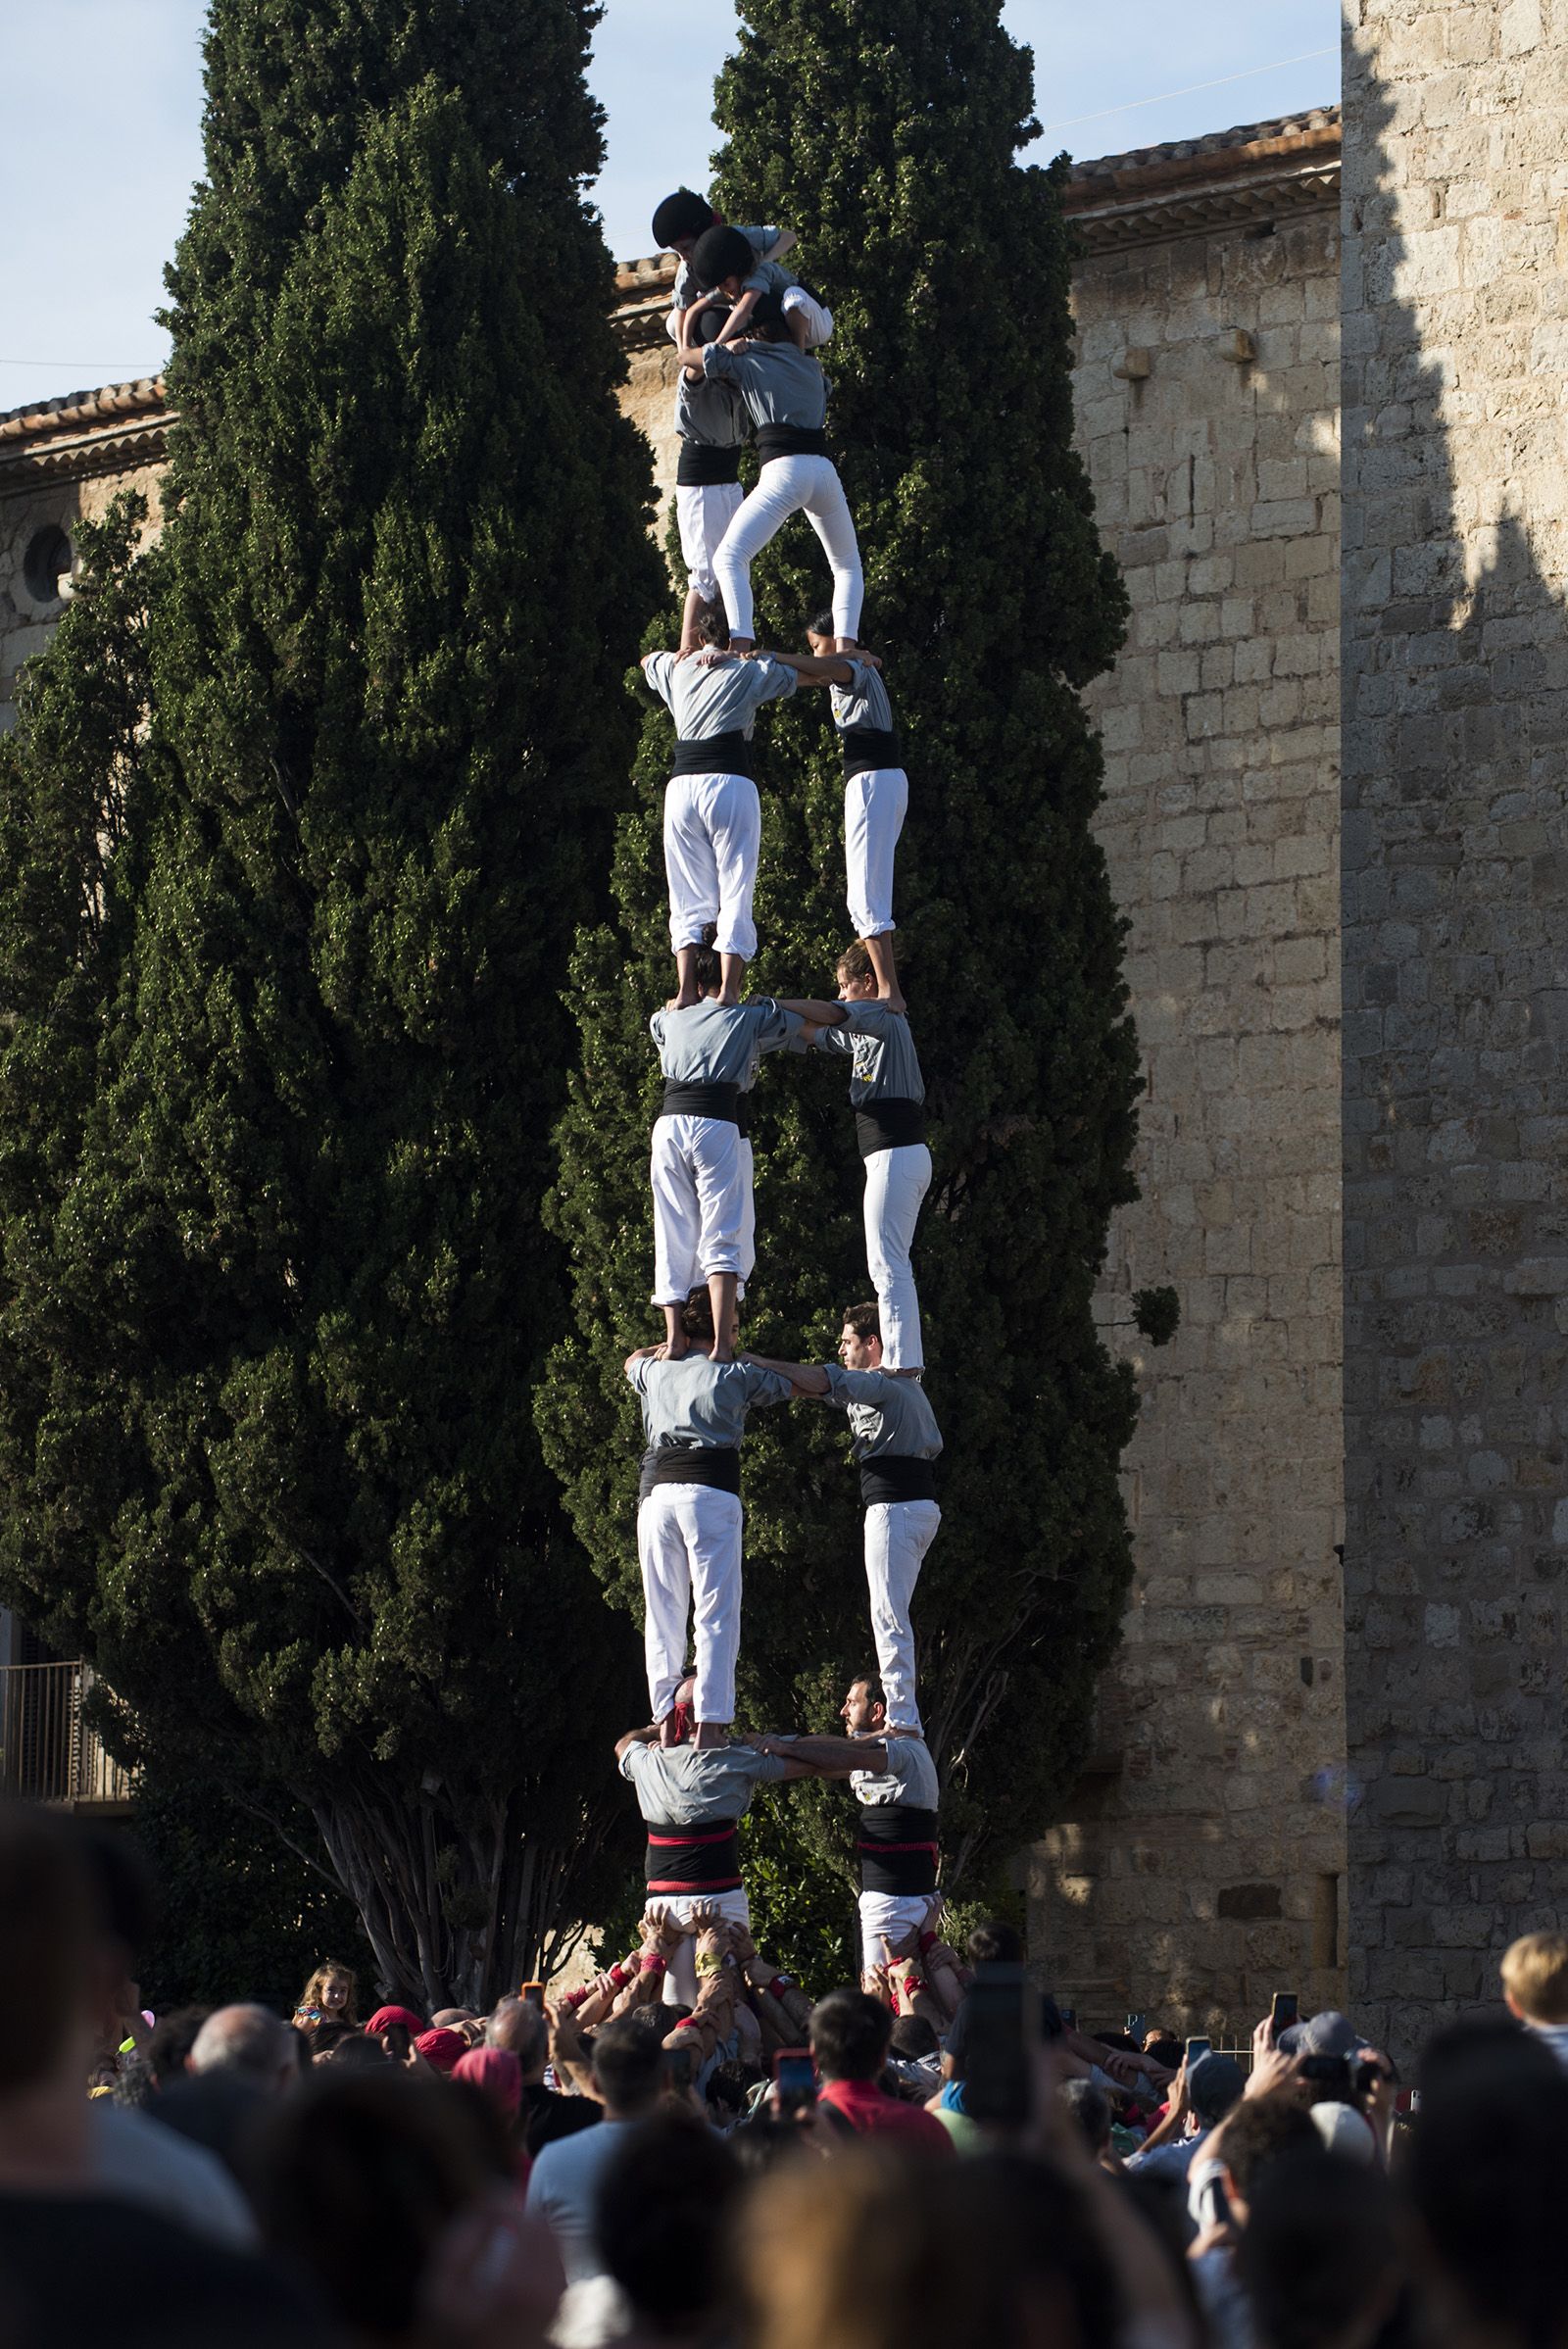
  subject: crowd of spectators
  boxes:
[7,1799,1568,2349]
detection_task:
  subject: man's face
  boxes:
[841,1680,884,1737]
[838,1321,880,1372]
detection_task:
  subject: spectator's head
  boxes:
[0,1804,99,2098]
[296,1960,357,2025]
[189,2003,297,2095]
[837,1302,884,1374]
[1062,2079,1112,2157]
[742,2148,1120,2349]
[1188,2051,1246,2128]
[488,1995,549,2080]
[1500,1931,1568,2027]
[453,2047,522,2127]
[74,1823,156,2044]
[254,2070,529,2340]
[967,1920,1025,1968]
[890,2015,939,2061]
[836,942,877,1001]
[1237,2151,1401,2349]
[307,2020,357,2063]
[592,2014,663,2120]
[1209,2095,1320,2228]
[414,2028,466,2077]
[1145,2032,1184,2073]
[652,189,714,259]
[1409,2019,1568,2349]
[366,2004,426,2039]
[596,2115,742,2337]
[430,2006,475,2031]
[809,1988,892,2085]
[1308,2101,1377,2164]
[147,2004,212,2087]
[691,223,757,295]
[680,1287,716,1346]
[840,1673,888,1737]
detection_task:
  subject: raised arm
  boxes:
[614,1724,659,1761]
[738,1352,830,1397]
[712,284,762,347]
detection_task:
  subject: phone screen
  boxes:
[963,1965,1034,2126]
[1270,1992,1299,2034]
[773,2049,816,2114]
[1185,2036,1211,2066]
[1125,2012,1147,2040]
[662,2045,696,2093]
[520,1982,546,2009]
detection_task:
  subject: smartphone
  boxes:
[662,2045,696,2094]
[1269,1991,1298,2037]
[963,1964,1035,2126]
[1185,2035,1212,2066]
[1300,2052,1349,2086]
[1058,2005,1077,2030]
[1125,2012,1147,2041]
[519,1981,547,2009]
[772,2047,816,2116]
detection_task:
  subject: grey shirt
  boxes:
[674,366,750,451]
[851,1734,940,1811]
[642,649,797,741]
[702,339,828,434]
[823,1364,943,1462]
[90,2101,258,2250]
[619,1738,787,1826]
[652,998,801,1087]
[672,224,792,314]
[814,1002,925,1105]
[829,659,895,737]
[628,1352,794,1449]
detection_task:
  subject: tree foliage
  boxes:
[0,0,662,2006]
[542,0,1142,1924]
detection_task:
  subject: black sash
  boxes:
[645,1819,743,1892]
[857,1804,940,1896]
[840,726,902,779]
[755,422,831,464]
[639,1445,743,1499]
[856,1100,926,1157]
[735,1093,753,1141]
[676,441,744,487]
[660,1082,740,1125]
[859,1456,938,1508]
[670,731,754,779]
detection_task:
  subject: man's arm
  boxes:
[737,1352,830,1397]
[623,1344,662,1376]
[613,1725,659,1762]
[763,652,854,686]
[754,1732,887,1778]
[775,997,848,1027]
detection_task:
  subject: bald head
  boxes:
[488,1996,548,2080]
[188,2002,296,2093]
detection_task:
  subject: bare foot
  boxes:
[710,1342,735,1365]
[670,989,701,1010]
[879,986,908,1014]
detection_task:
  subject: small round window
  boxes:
[23,524,74,606]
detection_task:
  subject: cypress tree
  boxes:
[0,0,662,2005]
[541,0,1144,1933]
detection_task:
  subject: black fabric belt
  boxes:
[640,1445,743,1499]
[840,726,903,779]
[670,731,754,779]
[735,1094,753,1140]
[859,1456,938,1508]
[676,441,744,487]
[660,1081,741,1125]
[755,422,831,464]
[855,1100,926,1157]
[645,1820,743,1893]
[858,1804,940,1896]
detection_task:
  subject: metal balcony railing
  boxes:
[0,1660,133,1808]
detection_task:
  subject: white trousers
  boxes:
[782,286,834,348]
[862,1143,932,1370]
[858,1890,934,1975]
[738,1136,756,1290]
[864,1499,941,1731]
[644,1887,753,2004]
[663,770,760,960]
[845,766,907,939]
[638,1483,743,1726]
[714,456,863,643]
[650,1115,749,1301]
[675,481,744,607]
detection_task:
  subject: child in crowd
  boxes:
[1501,1932,1568,2069]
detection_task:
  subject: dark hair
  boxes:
[74,1824,156,1967]
[966,1920,1024,1967]
[746,291,792,341]
[679,1287,715,1344]
[1062,2078,1112,2154]
[730,2116,813,2177]
[1145,2033,1184,2073]
[1410,2020,1568,2347]
[147,2004,214,2087]
[807,608,836,640]
[1214,2095,1319,2200]
[0,1808,96,2093]
[836,940,875,989]
[851,1669,887,1713]
[1238,2152,1399,2349]
[653,190,713,249]
[810,1988,892,2083]
[890,2014,939,2060]
[843,1301,882,1344]
[691,223,757,291]
[694,601,730,649]
[691,940,722,994]
[598,2115,742,2330]
[592,2014,664,2115]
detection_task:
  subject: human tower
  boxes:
[611,194,948,2004]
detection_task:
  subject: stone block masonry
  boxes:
[1342,0,1568,2059]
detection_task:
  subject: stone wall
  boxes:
[1342,0,1568,2057]
[1027,167,1349,2035]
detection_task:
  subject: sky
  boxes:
[0,0,1340,417]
